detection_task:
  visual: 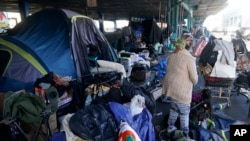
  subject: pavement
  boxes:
[153,35,250,140]
[209,32,250,123]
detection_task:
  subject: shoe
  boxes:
[167,126,177,134]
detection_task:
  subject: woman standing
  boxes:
[162,39,198,139]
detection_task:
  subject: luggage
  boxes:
[130,63,151,82]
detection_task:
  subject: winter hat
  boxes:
[182,32,193,40]
[182,33,193,49]
[174,39,186,51]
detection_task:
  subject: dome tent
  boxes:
[0,8,118,108]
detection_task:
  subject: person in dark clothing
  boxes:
[163,24,173,39]
[198,35,217,67]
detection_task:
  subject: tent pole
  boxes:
[159,1,161,23]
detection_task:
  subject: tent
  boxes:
[0,8,118,92]
[129,19,163,45]
[141,19,163,45]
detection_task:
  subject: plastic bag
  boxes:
[129,95,145,117]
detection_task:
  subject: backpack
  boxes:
[3,91,46,124]
[121,79,156,114]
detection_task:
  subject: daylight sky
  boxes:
[222,0,249,13]
[203,0,250,30]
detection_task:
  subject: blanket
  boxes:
[213,39,235,66]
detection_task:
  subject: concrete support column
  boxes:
[169,0,179,40]
[98,11,104,33]
[187,9,193,30]
[18,0,29,21]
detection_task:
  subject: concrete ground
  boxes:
[152,33,250,140]
[210,31,250,123]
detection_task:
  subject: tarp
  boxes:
[70,15,117,82]
[141,19,163,45]
[129,19,163,45]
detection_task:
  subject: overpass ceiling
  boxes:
[1,0,229,21]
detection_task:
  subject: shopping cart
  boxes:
[204,76,235,107]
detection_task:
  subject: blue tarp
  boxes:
[108,102,155,141]
[152,58,167,79]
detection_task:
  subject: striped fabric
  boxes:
[168,98,190,136]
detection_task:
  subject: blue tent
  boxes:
[0,8,117,92]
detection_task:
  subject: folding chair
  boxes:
[2,88,58,141]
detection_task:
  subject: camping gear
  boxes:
[109,102,155,141]
[151,58,167,79]
[0,49,11,76]
[129,60,156,90]
[0,8,117,109]
[84,71,123,106]
[130,63,151,82]
[0,8,117,88]
[199,37,236,107]
[129,62,156,90]
[120,79,156,114]
[130,71,156,90]
[139,19,163,46]
[86,77,156,115]
[69,103,119,141]
[2,90,54,141]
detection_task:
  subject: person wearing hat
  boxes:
[182,32,194,50]
[162,39,198,140]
